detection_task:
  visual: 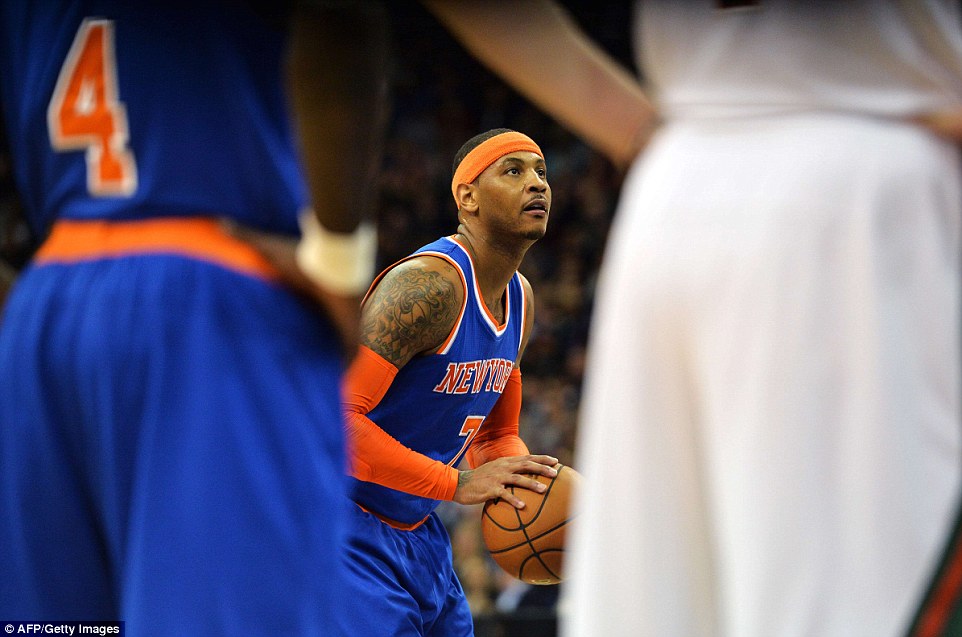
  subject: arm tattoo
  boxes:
[361,264,461,368]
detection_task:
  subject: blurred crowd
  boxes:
[0,1,634,632]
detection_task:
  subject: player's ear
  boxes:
[456,183,479,215]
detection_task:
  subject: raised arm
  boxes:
[422,0,656,168]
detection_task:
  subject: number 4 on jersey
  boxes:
[48,18,137,196]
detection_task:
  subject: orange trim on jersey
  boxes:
[451,131,543,206]
[434,252,469,354]
[450,235,510,334]
[517,273,527,352]
[35,218,280,280]
[361,247,469,356]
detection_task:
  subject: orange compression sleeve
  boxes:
[465,367,530,469]
[343,345,459,501]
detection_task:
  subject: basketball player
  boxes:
[0,1,387,634]
[337,128,559,636]
[425,1,962,635]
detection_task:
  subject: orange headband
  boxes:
[451,132,543,206]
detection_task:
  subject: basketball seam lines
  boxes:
[511,467,563,581]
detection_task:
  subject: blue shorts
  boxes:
[336,507,474,637]
[0,254,349,635]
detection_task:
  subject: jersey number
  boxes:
[448,415,485,468]
[48,19,137,196]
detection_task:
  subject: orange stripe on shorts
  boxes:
[35,217,281,281]
[355,502,430,532]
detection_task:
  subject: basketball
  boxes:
[481,463,580,585]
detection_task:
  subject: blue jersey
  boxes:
[351,236,527,526]
[0,2,351,632]
[0,0,306,238]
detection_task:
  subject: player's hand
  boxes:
[222,220,360,357]
[453,455,559,509]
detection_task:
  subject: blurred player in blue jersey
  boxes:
[0,1,388,634]
[337,128,560,636]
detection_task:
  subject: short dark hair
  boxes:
[452,128,516,178]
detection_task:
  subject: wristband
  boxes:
[295,209,377,296]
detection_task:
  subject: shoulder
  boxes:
[381,254,467,304]
[360,254,467,368]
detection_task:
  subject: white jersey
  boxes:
[637,0,962,120]
[563,2,962,636]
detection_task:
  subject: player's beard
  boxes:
[523,226,547,241]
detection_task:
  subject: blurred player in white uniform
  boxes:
[426,1,962,635]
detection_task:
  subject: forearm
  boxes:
[346,410,459,501]
[466,434,529,469]
[343,344,459,500]
[466,368,529,468]
[422,0,655,167]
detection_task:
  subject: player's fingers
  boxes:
[515,458,558,478]
[498,487,527,510]
[506,473,548,495]
[527,454,559,468]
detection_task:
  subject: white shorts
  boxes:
[562,113,962,637]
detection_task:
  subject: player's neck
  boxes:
[453,229,530,310]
